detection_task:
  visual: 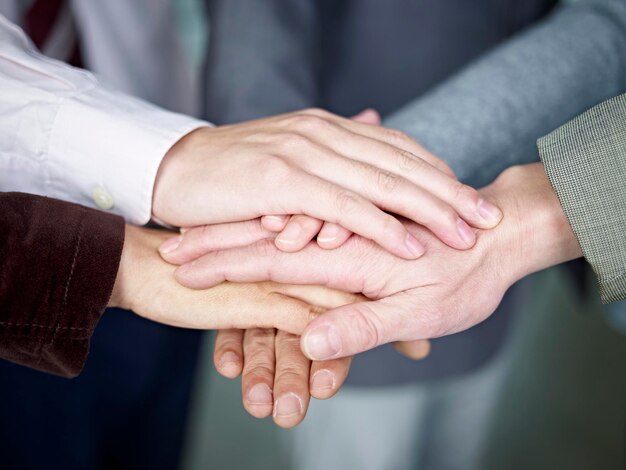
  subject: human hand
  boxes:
[108,225,359,333]
[258,109,384,250]
[167,163,583,359]
[213,327,353,428]
[213,326,430,429]
[153,108,503,260]
[255,109,458,253]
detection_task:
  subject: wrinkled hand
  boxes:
[162,164,582,360]
[153,108,503,260]
[213,327,353,428]
[212,310,430,428]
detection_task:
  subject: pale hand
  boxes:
[153,108,503,261]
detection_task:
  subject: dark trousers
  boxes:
[0,308,202,470]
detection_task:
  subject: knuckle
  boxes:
[334,190,362,217]
[275,367,307,386]
[283,132,315,150]
[286,113,327,131]
[397,150,424,173]
[348,306,381,351]
[257,155,293,181]
[245,366,275,382]
[450,181,479,205]
[379,213,402,240]
[376,170,399,194]
[304,107,330,117]
[276,330,301,346]
[306,306,324,324]
[386,128,412,146]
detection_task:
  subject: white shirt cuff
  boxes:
[46,85,211,224]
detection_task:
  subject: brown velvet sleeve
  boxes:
[0,192,125,378]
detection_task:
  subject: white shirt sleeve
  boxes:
[0,14,211,224]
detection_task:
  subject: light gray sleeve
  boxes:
[385,0,626,187]
[538,93,626,303]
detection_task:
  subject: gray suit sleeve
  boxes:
[385,0,626,187]
[204,0,320,123]
[538,93,626,303]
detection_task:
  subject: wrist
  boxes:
[479,163,582,283]
[109,225,145,310]
[151,127,211,224]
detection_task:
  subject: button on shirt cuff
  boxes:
[46,85,210,225]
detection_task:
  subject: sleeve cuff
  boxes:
[46,85,211,225]
[37,201,125,377]
[538,94,626,303]
[0,193,125,377]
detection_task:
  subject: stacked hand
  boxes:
[114,108,514,427]
[157,163,582,426]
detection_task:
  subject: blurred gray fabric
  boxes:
[386,0,626,187]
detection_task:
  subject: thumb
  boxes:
[351,108,381,125]
[300,296,413,360]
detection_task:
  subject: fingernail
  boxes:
[303,325,341,360]
[159,236,182,254]
[405,233,425,258]
[477,199,503,225]
[274,393,303,418]
[311,369,335,391]
[218,351,240,370]
[276,222,302,245]
[317,224,340,244]
[456,219,476,246]
[247,383,273,405]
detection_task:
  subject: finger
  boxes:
[300,293,436,360]
[241,328,276,419]
[213,329,244,378]
[175,240,363,292]
[393,340,432,360]
[275,215,324,252]
[287,148,478,249]
[317,222,352,249]
[272,330,311,428]
[351,108,381,125]
[159,219,274,265]
[261,215,289,232]
[300,108,456,177]
[289,124,500,233]
[167,281,327,335]
[275,171,425,259]
[309,356,353,400]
